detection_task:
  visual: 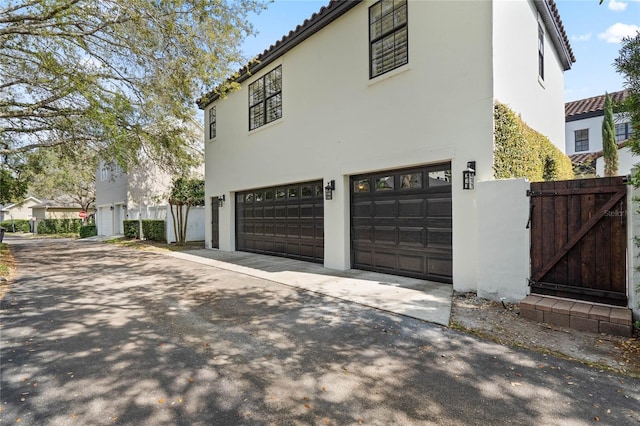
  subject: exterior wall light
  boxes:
[110,205,114,211]
[325,179,335,200]
[463,161,476,190]
[217,194,225,206]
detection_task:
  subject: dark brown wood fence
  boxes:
[528,177,627,306]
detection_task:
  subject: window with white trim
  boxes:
[249,66,282,130]
[369,0,408,79]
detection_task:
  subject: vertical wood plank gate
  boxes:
[528,177,628,306]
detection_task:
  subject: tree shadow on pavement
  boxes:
[1,238,639,425]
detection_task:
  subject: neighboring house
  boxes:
[0,196,41,223]
[565,90,636,176]
[95,160,205,242]
[31,198,96,232]
[197,0,574,293]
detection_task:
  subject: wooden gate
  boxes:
[528,177,628,306]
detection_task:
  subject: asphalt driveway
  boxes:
[1,237,639,425]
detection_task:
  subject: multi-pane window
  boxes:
[615,122,634,142]
[249,66,282,130]
[369,0,408,79]
[538,23,544,81]
[209,106,216,139]
[575,129,589,152]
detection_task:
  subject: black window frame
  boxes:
[209,106,216,140]
[248,66,282,131]
[615,122,634,142]
[575,129,589,152]
[538,22,545,81]
[369,0,408,79]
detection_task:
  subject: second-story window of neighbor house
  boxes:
[575,129,589,152]
[538,22,545,81]
[615,122,634,142]
[209,106,216,139]
[369,0,408,79]
[249,66,282,131]
[100,165,109,181]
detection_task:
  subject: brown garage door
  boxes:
[351,163,452,283]
[236,181,324,263]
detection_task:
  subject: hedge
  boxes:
[37,218,82,234]
[79,225,98,238]
[141,220,165,242]
[494,102,574,181]
[123,220,140,239]
[0,219,31,232]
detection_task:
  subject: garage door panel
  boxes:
[374,200,396,218]
[353,226,373,243]
[237,180,324,263]
[373,226,397,244]
[399,227,424,246]
[427,229,452,246]
[398,255,424,274]
[398,199,425,218]
[427,198,452,217]
[351,163,452,283]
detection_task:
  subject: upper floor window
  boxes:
[575,129,589,152]
[100,166,109,181]
[538,23,545,81]
[615,122,634,142]
[209,106,216,139]
[369,0,408,79]
[249,66,282,130]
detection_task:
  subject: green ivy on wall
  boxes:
[494,102,574,182]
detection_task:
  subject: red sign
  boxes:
[79,211,87,219]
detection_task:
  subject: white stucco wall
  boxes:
[166,206,205,243]
[476,179,530,302]
[493,0,567,151]
[565,115,602,156]
[205,0,494,292]
[596,146,638,177]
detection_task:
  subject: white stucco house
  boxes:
[95,159,206,242]
[197,0,574,294]
[565,90,636,176]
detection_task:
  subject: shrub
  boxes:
[141,220,165,242]
[0,219,31,232]
[123,220,140,239]
[79,225,97,238]
[494,102,574,181]
[37,219,82,234]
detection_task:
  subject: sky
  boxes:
[241,0,640,103]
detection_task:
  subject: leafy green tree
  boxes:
[0,0,266,171]
[615,32,640,181]
[168,177,204,245]
[602,93,619,177]
[26,146,97,213]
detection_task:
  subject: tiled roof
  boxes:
[569,140,629,164]
[565,90,628,121]
[197,0,576,108]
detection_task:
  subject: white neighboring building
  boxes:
[0,196,41,223]
[565,90,636,176]
[198,0,574,293]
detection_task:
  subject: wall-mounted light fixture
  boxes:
[325,179,335,201]
[110,205,114,211]
[217,194,225,207]
[463,161,476,190]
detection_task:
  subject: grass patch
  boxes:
[0,243,15,299]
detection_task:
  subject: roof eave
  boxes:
[534,0,575,71]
